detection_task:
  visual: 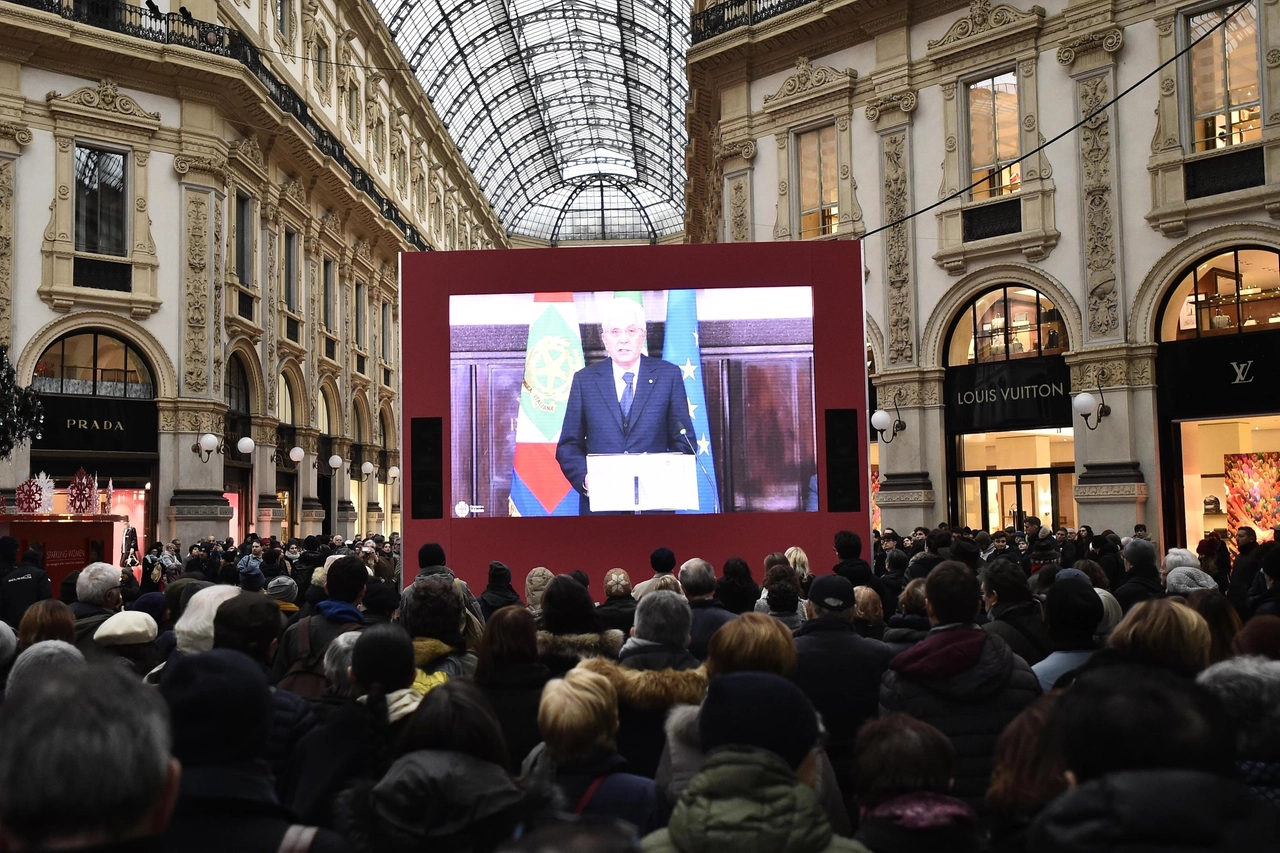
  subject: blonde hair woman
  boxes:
[786,546,812,596]
[538,667,666,832]
[1107,598,1212,677]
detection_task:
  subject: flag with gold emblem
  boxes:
[510,292,584,516]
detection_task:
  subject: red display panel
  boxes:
[400,241,867,591]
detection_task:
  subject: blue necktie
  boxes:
[621,372,635,423]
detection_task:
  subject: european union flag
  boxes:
[663,289,720,513]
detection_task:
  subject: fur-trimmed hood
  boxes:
[577,656,707,711]
[536,629,625,661]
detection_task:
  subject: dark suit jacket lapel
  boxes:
[626,356,658,428]
[591,361,624,434]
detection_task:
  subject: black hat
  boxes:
[303,535,320,552]
[808,575,855,611]
[1044,577,1104,644]
[650,547,676,574]
[570,569,590,589]
[700,673,819,769]
[418,542,446,569]
[488,561,512,585]
[361,582,401,617]
[159,649,271,766]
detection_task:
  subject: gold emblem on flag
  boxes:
[523,335,583,413]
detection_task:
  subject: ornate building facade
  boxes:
[1,0,503,547]
[688,0,1280,546]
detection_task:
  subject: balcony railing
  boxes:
[691,0,815,43]
[7,0,430,251]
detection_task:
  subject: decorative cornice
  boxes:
[763,57,856,110]
[865,90,918,122]
[1057,27,1124,65]
[46,79,160,122]
[230,136,265,169]
[927,0,1044,53]
[174,154,228,183]
[0,122,32,146]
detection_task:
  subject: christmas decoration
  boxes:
[14,479,41,513]
[67,468,94,514]
[0,345,44,460]
[35,472,55,514]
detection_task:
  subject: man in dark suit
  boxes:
[556,297,695,514]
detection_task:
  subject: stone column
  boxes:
[295,426,324,538]
[872,369,946,531]
[251,415,284,540]
[161,402,233,545]
[332,437,358,539]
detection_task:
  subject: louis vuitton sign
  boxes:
[31,395,158,454]
[1157,328,1280,421]
[945,357,1072,434]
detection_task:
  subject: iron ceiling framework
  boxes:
[375,0,691,242]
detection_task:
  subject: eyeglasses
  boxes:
[602,325,644,338]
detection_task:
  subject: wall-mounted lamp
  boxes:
[236,436,256,455]
[273,445,307,466]
[1072,369,1112,431]
[870,390,908,444]
[192,432,224,463]
[316,453,344,477]
[354,460,375,482]
[387,465,400,483]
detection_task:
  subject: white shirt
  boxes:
[611,358,641,403]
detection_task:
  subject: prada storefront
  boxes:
[1157,246,1280,546]
[944,286,1077,531]
[28,331,159,554]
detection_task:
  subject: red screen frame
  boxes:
[399,241,867,590]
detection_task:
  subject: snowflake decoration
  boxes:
[14,479,41,514]
[67,468,94,514]
[35,472,55,514]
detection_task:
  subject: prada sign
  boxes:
[1158,328,1280,421]
[32,395,159,454]
[944,357,1072,434]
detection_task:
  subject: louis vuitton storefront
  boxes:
[28,330,159,557]
[1156,246,1280,547]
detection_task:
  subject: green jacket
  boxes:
[641,747,870,853]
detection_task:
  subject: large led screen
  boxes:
[449,287,816,517]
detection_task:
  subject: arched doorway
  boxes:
[30,330,159,559]
[942,285,1075,532]
[224,354,255,541]
[1155,245,1280,548]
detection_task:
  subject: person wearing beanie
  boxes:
[414,542,485,630]
[129,591,169,630]
[359,582,400,626]
[641,672,867,853]
[525,566,555,627]
[292,535,326,604]
[1032,577,1105,691]
[479,561,524,620]
[632,547,678,600]
[267,575,300,614]
[159,649,348,853]
[239,564,266,593]
[1114,538,1164,614]
[0,547,52,629]
[597,568,639,634]
[6,640,86,697]
[570,569,592,591]
[1166,566,1221,597]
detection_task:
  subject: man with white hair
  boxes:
[556,297,696,514]
[71,561,125,651]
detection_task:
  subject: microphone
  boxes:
[679,429,720,514]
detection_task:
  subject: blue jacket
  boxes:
[556,356,695,514]
[556,752,668,835]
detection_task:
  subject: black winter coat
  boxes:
[792,618,894,801]
[880,627,1041,809]
[267,687,316,796]
[477,660,553,770]
[983,600,1051,666]
[1028,769,1280,852]
[687,599,735,660]
[1229,543,1263,616]
[715,577,760,616]
[833,558,889,606]
[1113,567,1164,614]
[0,563,52,628]
[597,595,639,634]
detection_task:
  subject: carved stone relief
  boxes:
[1079,76,1119,337]
[45,80,160,121]
[1057,27,1123,66]
[928,0,1044,51]
[213,196,224,393]
[728,176,750,243]
[764,57,855,106]
[0,159,11,346]
[184,192,210,393]
[883,131,914,365]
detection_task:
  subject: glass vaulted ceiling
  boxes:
[375,0,692,242]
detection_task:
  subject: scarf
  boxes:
[316,599,365,624]
[357,686,426,723]
[619,636,662,656]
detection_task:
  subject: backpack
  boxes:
[276,616,361,698]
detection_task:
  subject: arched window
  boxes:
[945,285,1068,366]
[1158,246,1280,341]
[352,404,365,443]
[278,374,295,425]
[226,355,251,415]
[380,411,394,449]
[318,389,333,435]
[32,331,155,398]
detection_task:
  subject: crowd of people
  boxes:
[0,518,1278,852]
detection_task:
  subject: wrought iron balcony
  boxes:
[691,0,816,44]
[5,0,430,251]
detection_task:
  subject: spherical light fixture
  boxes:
[387,465,400,482]
[328,454,344,470]
[198,433,220,452]
[236,436,256,455]
[1071,392,1097,416]
[870,409,892,432]
[289,446,306,463]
